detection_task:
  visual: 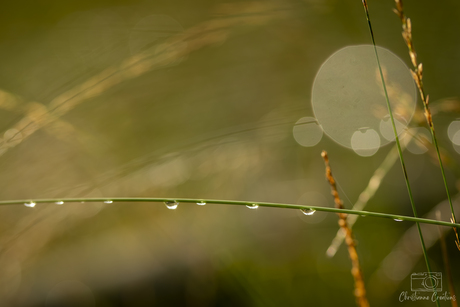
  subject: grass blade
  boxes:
[361,1,440,305]
[4,196,460,228]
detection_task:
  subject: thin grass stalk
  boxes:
[327,142,400,257]
[360,1,440,306]
[3,197,460,228]
[321,151,369,307]
[394,0,459,250]
[436,211,458,307]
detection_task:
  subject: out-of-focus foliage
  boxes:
[0,0,459,306]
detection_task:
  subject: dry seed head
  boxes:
[417,63,423,79]
[402,16,409,31]
[392,8,401,18]
[410,51,417,67]
[410,69,420,88]
[424,109,433,127]
[354,287,365,297]
[452,215,460,251]
[424,96,433,126]
[402,32,409,46]
[346,236,356,247]
[321,150,327,159]
[352,267,360,277]
[321,150,369,306]
[395,0,459,253]
[395,0,403,13]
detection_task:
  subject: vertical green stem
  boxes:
[394,0,458,248]
[360,1,440,306]
[430,120,457,223]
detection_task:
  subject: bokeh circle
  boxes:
[312,45,416,155]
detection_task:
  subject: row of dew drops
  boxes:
[23,200,316,214]
[164,201,265,210]
[22,200,408,222]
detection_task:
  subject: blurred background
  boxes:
[0,0,459,306]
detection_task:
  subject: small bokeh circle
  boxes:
[292,117,323,147]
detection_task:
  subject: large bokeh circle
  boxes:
[312,45,417,152]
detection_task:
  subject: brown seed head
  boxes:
[417,63,423,79]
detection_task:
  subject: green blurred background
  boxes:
[0,0,459,306]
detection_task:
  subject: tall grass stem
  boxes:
[361,1,439,305]
[393,0,459,250]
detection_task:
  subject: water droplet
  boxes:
[394,218,403,222]
[104,200,113,204]
[55,201,64,205]
[24,202,36,208]
[301,208,316,215]
[246,204,258,209]
[296,192,328,224]
[197,201,206,206]
[165,201,179,210]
